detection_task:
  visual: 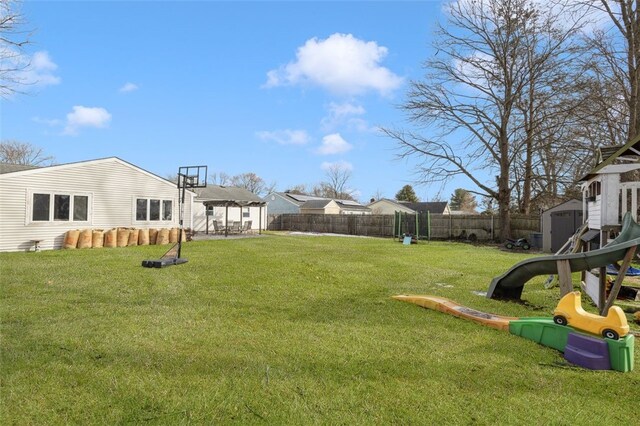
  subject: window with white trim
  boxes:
[135,198,172,222]
[31,192,90,223]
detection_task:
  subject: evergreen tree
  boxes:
[395,185,419,202]
[449,188,477,212]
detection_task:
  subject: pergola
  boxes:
[195,186,267,237]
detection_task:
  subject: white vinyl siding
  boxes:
[0,158,194,252]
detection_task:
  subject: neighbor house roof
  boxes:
[398,201,448,214]
[335,200,371,212]
[300,199,333,209]
[196,186,266,207]
[272,192,369,211]
[275,192,327,206]
[0,163,42,174]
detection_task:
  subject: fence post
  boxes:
[491,214,494,241]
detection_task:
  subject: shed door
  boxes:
[551,210,583,252]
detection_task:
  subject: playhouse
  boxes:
[579,137,640,307]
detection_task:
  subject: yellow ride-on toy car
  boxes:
[553,291,629,340]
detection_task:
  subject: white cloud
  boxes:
[255,129,310,145]
[27,51,61,86]
[317,133,352,155]
[1,50,61,95]
[32,116,62,127]
[119,82,139,93]
[321,160,353,172]
[63,106,112,136]
[321,102,370,132]
[264,33,403,96]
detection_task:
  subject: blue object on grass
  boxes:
[607,264,640,276]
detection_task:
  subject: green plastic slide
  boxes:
[487,213,640,300]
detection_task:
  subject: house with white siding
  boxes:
[192,185,267,234]
[0,157,193,252]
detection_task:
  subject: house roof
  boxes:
[581,136,640,181]
[0,156,179,186]
[273,192,327,206]
[0,163,42,174]
[196,186,265,206]
[300,199,333,209]
[335,200,371,211]
[271,192,369,210]
[398,201,448,214]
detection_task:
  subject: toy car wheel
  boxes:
[522,243,530,250]
[506,243,514,249]
[602,329,619,340]
[553,315,568,326]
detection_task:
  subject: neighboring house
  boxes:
[264,192,371,215]
[0,157,194,252]
[367,198,450,215]
[299,199,342,215]
[192,186,267,233]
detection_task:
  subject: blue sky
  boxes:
[2,0,475,202]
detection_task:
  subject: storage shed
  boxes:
[540,199,583,253]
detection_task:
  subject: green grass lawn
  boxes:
[1,234,638,424]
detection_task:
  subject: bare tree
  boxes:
[284,184,308,195]
[314,163,355,200]
[1,0,33,97]
[209,172,232,186]
[383,0,584,238]
[230,172,275,196]
[583,0,640,141]
[0,140,54,165]
[580,0,640,181]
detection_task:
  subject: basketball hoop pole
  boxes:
[142,165,207,268]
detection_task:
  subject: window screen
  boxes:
[33,193,50,221]
[73,195,89,221]
[162,200,172,221]
[150,199,160,220]
[136,199,147,221]
[54,194,70,221]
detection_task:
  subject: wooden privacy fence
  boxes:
[267,213,540,241]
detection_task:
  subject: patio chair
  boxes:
[212,220,224,234]
[241,220,252,233]
[229,221,241,233]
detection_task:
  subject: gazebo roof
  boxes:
[195,186,266,207]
